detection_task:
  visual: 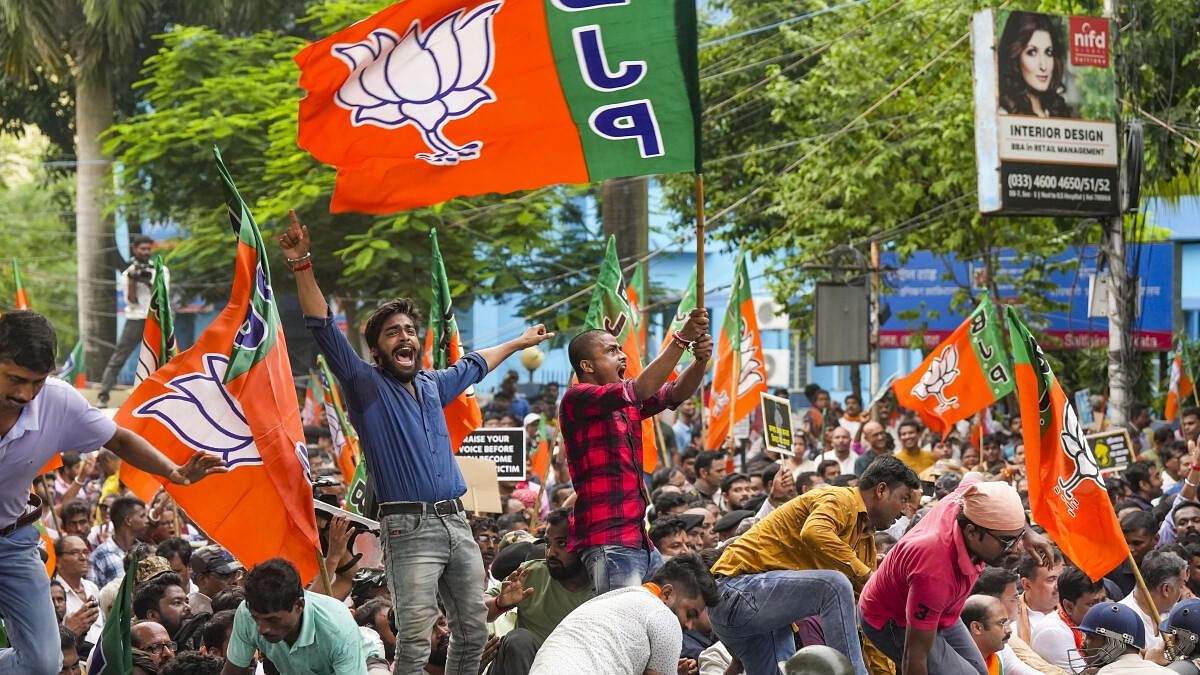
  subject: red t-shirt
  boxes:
[860,477,984,631]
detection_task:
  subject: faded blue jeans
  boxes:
[708,571,869,675]
[861,616,986,675]
[382,510,487,675]
[0,525,61,675]
[580,544,665,594]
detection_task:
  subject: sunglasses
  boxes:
[976,524,1025,553]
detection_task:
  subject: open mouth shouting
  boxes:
[392,344,417,370]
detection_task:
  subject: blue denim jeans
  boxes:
[0,525,61,675]
[708,571,868,675]
[579,545,664,594]
[861,617,986,675]
[382,511,488,675]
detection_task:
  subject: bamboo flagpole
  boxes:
[530,424,561,531]
[695,174,707,450]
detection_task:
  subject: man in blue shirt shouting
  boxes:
[278,212,554,675]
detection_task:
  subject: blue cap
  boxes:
[1161,598,1200,634]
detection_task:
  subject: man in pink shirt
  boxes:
[859,479,1054,675]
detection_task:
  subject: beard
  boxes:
[547,558,585,581]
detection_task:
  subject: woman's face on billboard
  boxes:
[1020,30,1055,92]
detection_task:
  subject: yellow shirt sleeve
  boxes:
[798,495,873,587]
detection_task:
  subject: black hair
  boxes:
[0,311,57,372]
[567,329,609,376]
[354,598,392,626]
[1131,403,1150,419]
[816,460,840,476]
[761,463,781,486]
[897,419,922,435]
[981,433,1005,448]
[649,517,688,549]
[649,554,719,607]
[972,566,1019,597]
[1176,500,1200,516]
[1057,565,1106,604]
[546,508,571,530]
[60,626,77,652]
[53,534,85,557]
[160,652,224,675]
[845,394,862,405]
[1119,508,1157,535]
[244,558,304,614]
[960,595,997,630]
[719,472,749,494]
[470,516,498,536]
[303,425,332,442]
[1141,550,1187,590]
[110,496,146,533]
[858,455,920,492]
[156,537,193,566]
[202,609,236,651]
[653,491,689,516]
[133,574,185,620]
[1018,549,1063,580]
[60,499,89,523]
[363,298,424,355]
[694,451,723,476]
[1123,461,1155,492]
[211,586,246,614]
[497,512,530,532]
[829,474,858,487]
[1184,407,1200,421]
[795,471,820,489]
[997,11,1071,117]
[132,234,154,247]
[1113,500,1143,513]
[1155,426,1177,445]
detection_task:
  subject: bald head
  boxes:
[862,421,887,451]
[962,595,1010,657]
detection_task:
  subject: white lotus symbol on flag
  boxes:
[333,1,503,166]
[134,353,264,468]
[911,344,961,413]
[1054,400,1103,516]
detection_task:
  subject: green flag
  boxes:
[87,549,144,674]
[663,267,698,377]
[58,340,86,388]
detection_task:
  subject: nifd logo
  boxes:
[1069,16,1110,68]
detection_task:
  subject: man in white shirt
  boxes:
[817,427,856,476]
[1017,549,1065,641]
[528,555,718,675]
[1119,551,1188,652]
[1032,565,1108,670]
[972,566,1068,674]
[97,236,167,407]
[53,535,104,645]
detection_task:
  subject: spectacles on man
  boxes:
[143,641,176,654]
[476,534,501,544]
[977,524,1025,553]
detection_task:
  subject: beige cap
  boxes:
[960,481,1026,531]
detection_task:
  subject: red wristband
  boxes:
[291,262,313,273]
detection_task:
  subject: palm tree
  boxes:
[0,0,303,378]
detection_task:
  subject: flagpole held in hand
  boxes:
[315,545,333,596]
[695,174,707,451]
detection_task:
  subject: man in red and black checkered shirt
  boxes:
[561,308,712,593]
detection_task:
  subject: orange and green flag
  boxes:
[661,267,698,380]
[705,253,767,451]
[628,261,648,358]
[893,295,1014,439]
[317,354,361,487]
[1165,339,1195,421]
[135,255,177,385]
[58,340,86,389]
[422,229,483,451]
[294,0,700,213]
[116,148,319,581]
[1007,306,1125,580]
[12,258,29,309]
[301,372,324,427]
[585,235,660,473]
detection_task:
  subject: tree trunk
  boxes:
[600,177,649,271]
[74,68,117,380]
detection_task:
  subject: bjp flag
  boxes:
[584,236,660,473]
[116,148,319,580]
[134,255,177,385]
[317,355,361,487]
[422,229,483,450]
[12,258,29,309]
[294,0,700,213]
[893,295,1014,438]
[1165,340,1195,422]
[705,253,767,451]
[660,268,698,382]
[1007,307,1125,580]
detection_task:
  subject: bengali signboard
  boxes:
[1088,429,1132,473]
[972,10,1119,216]
[761,392,793,456]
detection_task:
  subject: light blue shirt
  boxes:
[0,378,115,528]
[227,591,367,675]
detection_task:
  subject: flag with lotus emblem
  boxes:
[705,253,767,451]
[116,148,320,581]
[294,0,700,213]
[892,294,1013,438]
[1007,307,1125,580]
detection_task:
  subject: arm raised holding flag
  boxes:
[277,210,553,673]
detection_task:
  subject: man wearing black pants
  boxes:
[98,235,163,407]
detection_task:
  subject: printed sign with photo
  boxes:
[761,392,794,456]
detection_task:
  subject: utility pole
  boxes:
[601,177,649,269]
[869,239,881,396]
[1103,0,1131,428]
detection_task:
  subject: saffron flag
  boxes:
[12,258,29,309]
[317,354,361,487]
[1007,307,1126,580]
[301,372,323,427]
[705,253,767,451]
[662,268,698,380]
[87,549,143,674]
[893,295,1014,438]
[421,229,483,450]
[294,0,700,213]
[584,236,660,473]
[58,340,86,389]
[135,255,177,385]
[628,261,648,358]
[530,416,552,483]
[1165,340,1195,421]
[116,148,319,581]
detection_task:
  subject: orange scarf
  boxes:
[1058,607,1084,648]
[642,582,662,598]
[985,653,1003,675]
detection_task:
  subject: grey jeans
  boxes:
[99,318,145,396]
[861,617,986,675]
[382,510,488,675]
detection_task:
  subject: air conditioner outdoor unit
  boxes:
[754,297,789,331]
[762,348,790,389]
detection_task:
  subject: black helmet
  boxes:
[783,646,855,675]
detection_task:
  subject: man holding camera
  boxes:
[97,235,167,407]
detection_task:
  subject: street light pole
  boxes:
[1102,0,1131,427]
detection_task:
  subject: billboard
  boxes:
[878,243,1173,351]
[972,10,1119,216]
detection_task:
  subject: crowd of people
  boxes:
[5,218,1200,675]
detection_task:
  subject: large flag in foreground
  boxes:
[893,295,1014,438]
[705,254,767,450]
[585,236,659,473]
[422,229,483,450]
[1007,307,1125,580]
[135,255,177,385]
[1165,340,1195,421]
[117,148,319,580]
[11,258,29,309]
[87,549,142,674]
[294,0,700,213]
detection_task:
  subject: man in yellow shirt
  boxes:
[894,420,937,476]
[708,456,920,675]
